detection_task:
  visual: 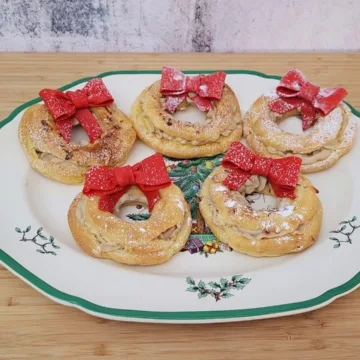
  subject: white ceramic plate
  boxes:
[1,70,359,323]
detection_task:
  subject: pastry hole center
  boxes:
[245,193,279,211]
[173,105,207,125]
[112,191,151,222]
[278,115,312,135]
[71,123,90,145]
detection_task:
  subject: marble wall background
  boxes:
[0,0,359,52]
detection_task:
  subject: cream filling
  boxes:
[231,222,307,241]
[151,122,237,145]
[267,137,340,165]
[267,146,333,165]
[238,175,267,195]
[37,151,81,169]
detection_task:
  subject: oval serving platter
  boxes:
[0,70,359,323]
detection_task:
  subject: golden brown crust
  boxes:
[199,166,323,257]
[68,185,192,266]
[18,104,136,184]
[130,81,242,158]
[243,94,357,173]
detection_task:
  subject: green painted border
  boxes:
[0,69,359,321]
[1,249,359,320]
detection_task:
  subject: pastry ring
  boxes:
[199,142,323,257]
[243,69,356,173]
[18,79,136,184]
[131,67,242,158]
[68,154,192,266]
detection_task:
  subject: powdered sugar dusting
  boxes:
[275,205,294,217]
[214,185,229,192]
[225,199,237,208]
[199,84,208,92]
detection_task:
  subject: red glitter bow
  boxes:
[83,153,172,213]
[268,69,347,130]
[39,78,114,143]
[160,66,226,113]
[221,142,302,198]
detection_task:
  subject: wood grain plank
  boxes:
[0,53,359,360]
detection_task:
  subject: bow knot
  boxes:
[39,78,114,144]
[66,89,89,109]
[160,66,226,113]
[221,142,302,198]
[114,166,136,188]
[268,69,347,130]
[83,153,172,213]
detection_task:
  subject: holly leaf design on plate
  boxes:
[186,286,198,292]
[198,292,208,299]
[221,292,234,299]
[209,281,221,289]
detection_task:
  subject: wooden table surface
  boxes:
[0,53,360,360]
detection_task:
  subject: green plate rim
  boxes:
[0,69,359,321]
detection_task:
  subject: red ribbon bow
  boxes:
[39,78,114,143]
[160,66,226,113]
[221,142,302,198]
[83,153,172,213]
[268,69,347,130]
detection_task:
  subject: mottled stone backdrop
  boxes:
[0,0,359,52]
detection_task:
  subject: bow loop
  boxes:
[221,142,302,199]
[276,68,308,96]
[269,69,347,130]
[132,153,171,190]
[83,167,119,196]
[160,66,186,95]
[39,89,75,122]
[276,69,320,102]
[314,88,348,117]
[160,66,226,113]
[83,78,114,106]
[83,153,172,212]
[39,78,113,144]
[221,141,255,171]
[198,72,227,99]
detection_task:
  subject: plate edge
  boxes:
[1,68,360,322]
[1,249,360,322]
